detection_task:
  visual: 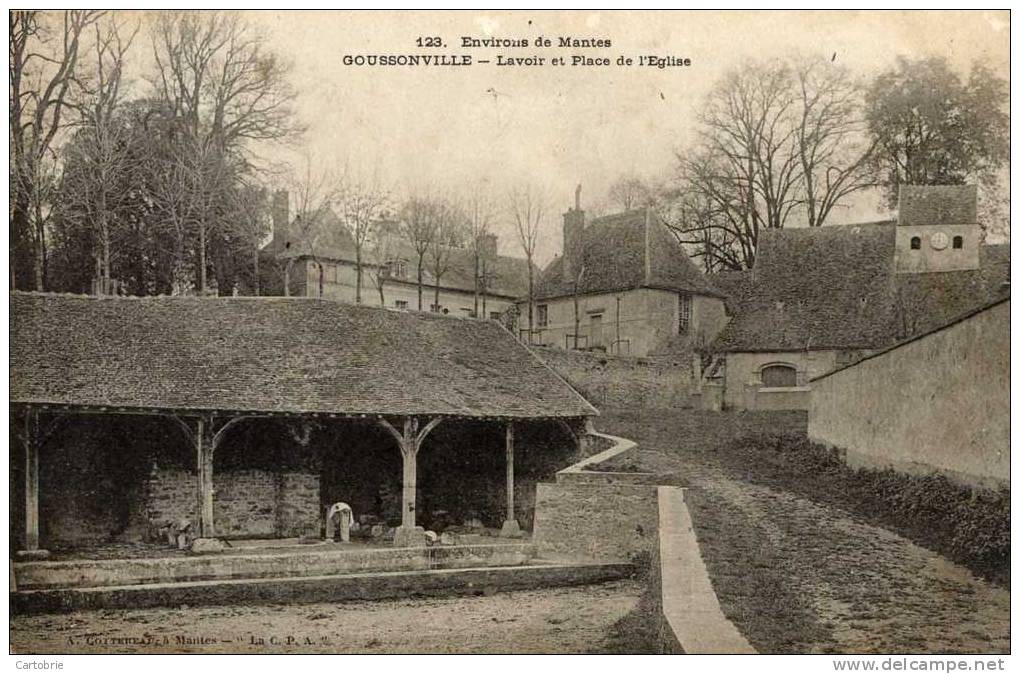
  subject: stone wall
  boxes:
[532,477,658,561]
[723,350,844,410]
[809,299,1009,487]
[532,345,695,410]
[143,467,320,538]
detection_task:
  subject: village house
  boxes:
[709,185,1010,411]
[263,191,530,319]
[9,293,597,558]
[525,190,728,357]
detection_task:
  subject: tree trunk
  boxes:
[417,259,424,310]
[253,248,260,296]
[526,261,534,343]
[355,248,363,303]
[473,251,480,317]
[377,280,385,306]
[198,223,207,293]
[481,258,487,318]
[433,277,441,313]
[33,197,45,291]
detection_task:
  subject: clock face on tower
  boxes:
[930,232,949,250]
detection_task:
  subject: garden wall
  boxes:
[809,299,1009,487]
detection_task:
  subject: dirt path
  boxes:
[10,580,643,655]
[601,411,1010,654]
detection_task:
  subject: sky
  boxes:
[118,10,1010,262]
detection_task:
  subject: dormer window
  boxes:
[910,236,921,250]
[952,236,964,249]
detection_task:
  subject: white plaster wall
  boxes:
[724,350,842,410]
[809,301,1009,487]
[527,288,723,356]
[303,260,515,317]
[894,224,982,273]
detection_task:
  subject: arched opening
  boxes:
[760,363,798,388]
[910,236,921,250]
[953,235,964,249]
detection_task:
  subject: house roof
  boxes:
[533,208,724,301]
[10,293,598,419]
[274,236,531,299]
[714,222,1010,352]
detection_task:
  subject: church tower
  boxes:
[894,185,982,273]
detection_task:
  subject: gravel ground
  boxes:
[600,409,1010,655]
[10,580,644,654]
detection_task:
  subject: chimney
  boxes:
[897,184,977,226]
[477,233,498,260]
[272,189,290,248]
[562,184,585,283]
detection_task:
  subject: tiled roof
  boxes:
[714,223,1010,352]
[534,208,723,300]
[10,293,597,419]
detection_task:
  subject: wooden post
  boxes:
[380,416,442,547]
[400,417,418,530]
[196,418,216,539]
[22,408,42,554]
[500,420,522,537]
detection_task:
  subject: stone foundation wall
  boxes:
[532,345,695,410]
[143,467,320,539]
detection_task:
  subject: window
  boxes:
[489,311,501,320]
[678,293,691,334]
[389,259,408,279]
[910,236,921,250]
[952,235,964,249]
[536,304,549,328]
[761,364,798,388]
[394,300,408,310]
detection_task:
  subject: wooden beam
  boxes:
[416,416,444,446]
[377,417,404,445]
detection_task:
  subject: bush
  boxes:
[720,433,1010,585]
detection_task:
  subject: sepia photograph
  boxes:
[6,8,1012,663]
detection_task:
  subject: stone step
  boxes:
[13,542,538,591]
[11,561,636,615]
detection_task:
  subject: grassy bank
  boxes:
[718,433,1010,587]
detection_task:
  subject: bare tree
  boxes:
[368,223,399,305]
[508,184,547,342]
[465,184,496,317]
[58,16,139,294]
[283,158,336,296]
[667,56,875,270]
[149,10,299,293]
[401,194,439,310]
[607,174,655,211]
[10,10,104,289]
[226,181,271,295]
[426,199,466,312]
[794,59,877,227]
[336,169,391,304]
